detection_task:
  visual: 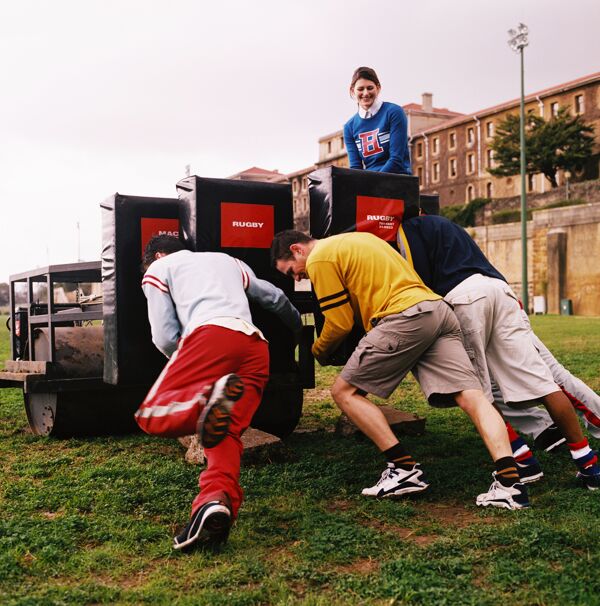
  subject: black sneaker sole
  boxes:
[173,507,231,552]
[199,375,245,449]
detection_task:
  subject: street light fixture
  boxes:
[508,22,530,313]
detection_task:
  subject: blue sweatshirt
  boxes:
[343,102,411,174]
[397,215,506,296]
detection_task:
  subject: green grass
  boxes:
[1,315,600,605]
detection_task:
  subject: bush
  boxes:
[440,197,490,227]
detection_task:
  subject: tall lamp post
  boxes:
[508,22,529,313]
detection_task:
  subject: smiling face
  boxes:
[351,78,381,111]
[275,244,309,281]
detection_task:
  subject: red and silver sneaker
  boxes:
[198,374,244,449]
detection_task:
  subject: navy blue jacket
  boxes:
[397,215,506,296]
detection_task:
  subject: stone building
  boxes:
[307,72,600,210]
[412,71,600,205]
[287,165,315,232]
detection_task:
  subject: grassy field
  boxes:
[1,315,600,605]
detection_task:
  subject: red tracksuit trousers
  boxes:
[135,325,269,519]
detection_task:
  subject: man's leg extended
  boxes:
[454,389,512,460]
[531,330,600,438]
[190,332,269,520]
[173,331,269,551]
[331,377,399,451]
[331,377,429,498]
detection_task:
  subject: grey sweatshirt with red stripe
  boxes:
[142,250,301,357]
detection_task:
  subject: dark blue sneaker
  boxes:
[533,425,566,453]
[576,465,600,491]
[173,500,231,551]
[516,457,544,484]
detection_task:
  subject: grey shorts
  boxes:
[445,274,558,406]
[340,299,483,406]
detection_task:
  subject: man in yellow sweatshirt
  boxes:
[271,230,529,509]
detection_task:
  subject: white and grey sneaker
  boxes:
[362,463,429,498]
[476,473,530,510]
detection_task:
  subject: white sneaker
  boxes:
[362,463,429,498]
[476,473,530,509]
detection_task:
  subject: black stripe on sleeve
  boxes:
[320,297,351,313]
[318,289,349,304]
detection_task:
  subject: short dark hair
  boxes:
[350,66,381,91]
[142,234,186,270]
[270,230,313,266]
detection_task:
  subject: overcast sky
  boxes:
[1,0,599,282]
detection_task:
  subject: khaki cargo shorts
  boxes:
[340,299,482,406]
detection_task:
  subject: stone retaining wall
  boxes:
[471,202,600,315]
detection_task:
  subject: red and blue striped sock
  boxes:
[506,423,536,465]
[568,438,599,473]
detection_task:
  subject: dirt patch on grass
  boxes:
[360,501,494,546]
[325,499,353,512]
[361,517,438,546]
[40,511,63,519]
[303,388,332,404]
[265,545,296,563]
[424,503,482,528]
[335,557,380,575]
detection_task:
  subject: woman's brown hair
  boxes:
[349,66,381,91]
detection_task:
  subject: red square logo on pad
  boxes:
[140,218,180,255]
[356,196,405,241]
[220,203,274,248]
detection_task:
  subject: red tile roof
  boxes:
[403,102,463,117]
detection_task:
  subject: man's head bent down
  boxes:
[270,230,316,282]
[142,235,186,271]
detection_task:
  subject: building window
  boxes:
[467,127,474,145]
[486,182,493,198]
[416,141,423,158]
[448,131,456,149]
[550,102,559,117]
[432,137,439,155]
[417,166,424,187]
[486,149,494,168]
[449,158,457,178]
[486,121,494,138]
[466,153,475,174]
[432,162,440,182]
[340,136,345,149]
[575,94,584,115]
[327,141,332,154]
[293,180,298,193]
[302,177,307,191]
[466,185,474,202]
[527,174,535,192]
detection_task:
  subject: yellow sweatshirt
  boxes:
[306,232,440,360]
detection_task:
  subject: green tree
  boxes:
[488,106,595,188]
